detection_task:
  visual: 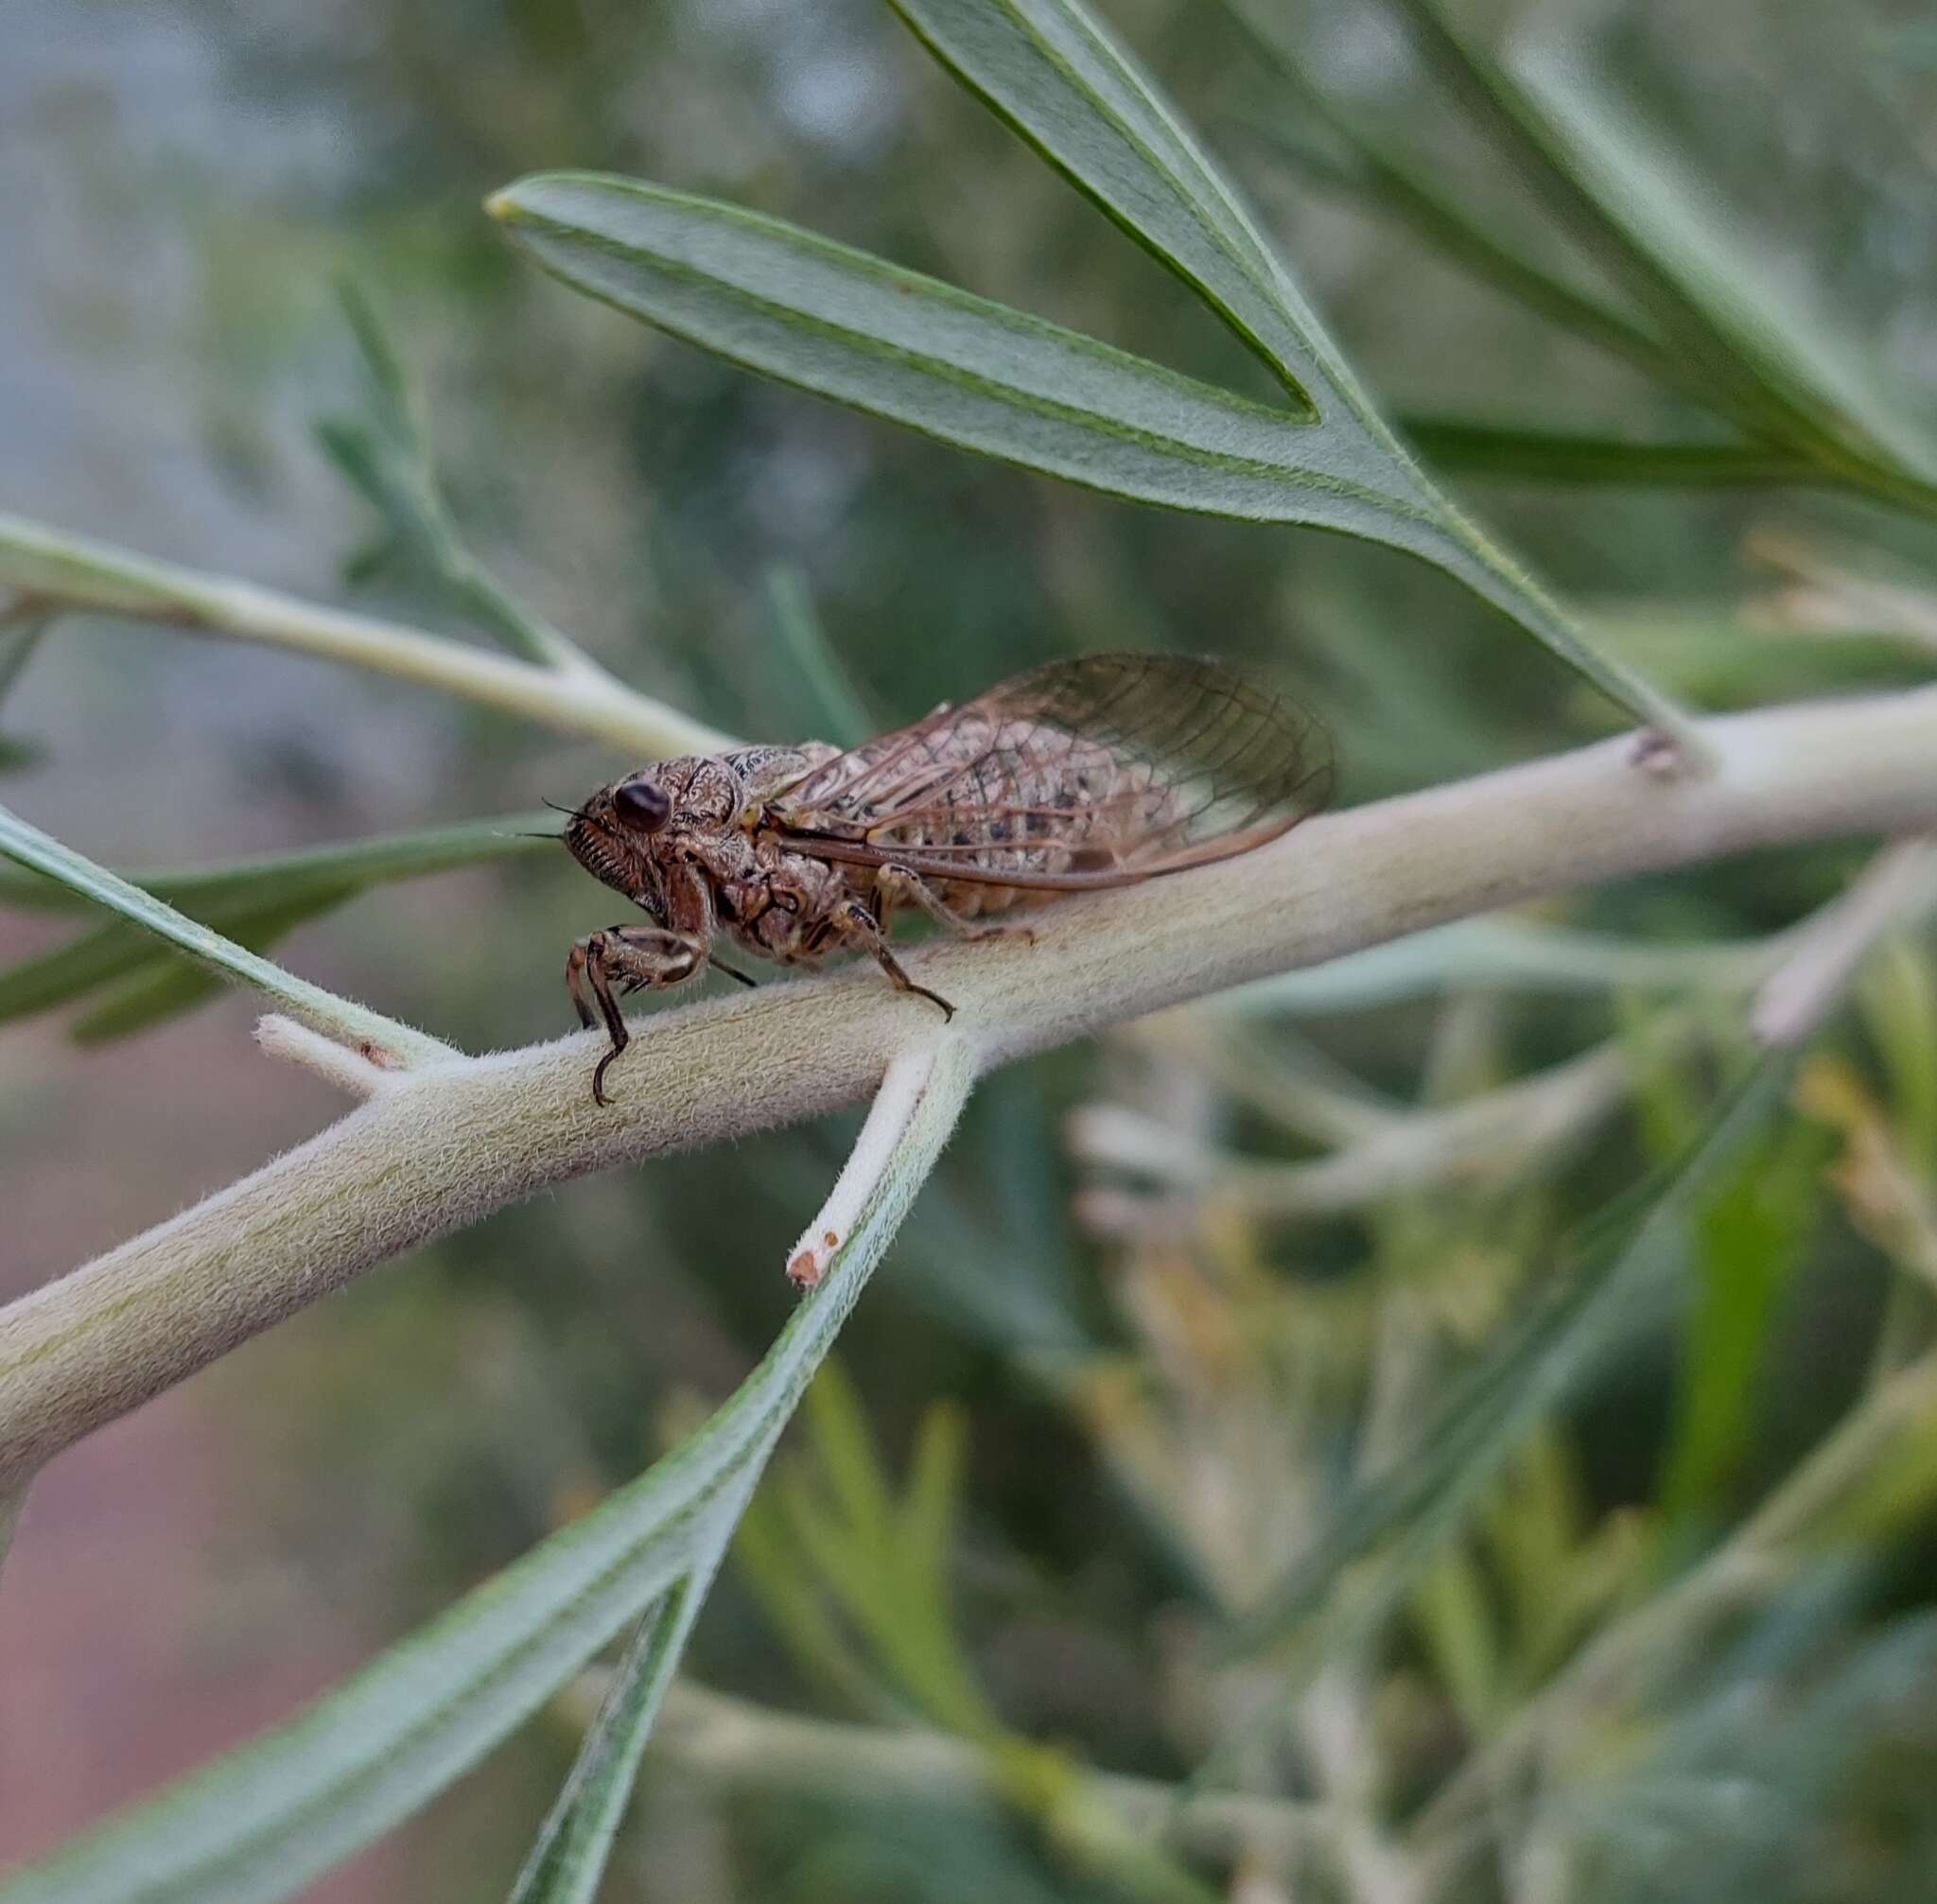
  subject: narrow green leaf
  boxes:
[899,1402,968,1588]
[0,886,360,1033]
[1860,942,1937,1169]
[1509,48,1937,495]
[488,173,1427,534]
[489,169,1701,748]
[1220,4,1679,392]
[333,276,415,427]
[731,1490,898,1717]
[886,0,1335,410]
[802,1361,899,1553]
[880,0,1704,746]
[1222,1051,1794,1656]
[69,891,358,1044]
[323,284,595,673]
[0,804,449,1066]
[0,614,50,712]
[1386,0,1937,502]
[0,1039,976,1904]
[1413,1545,1500,1728]
[506,1582,706,1904]
[0,1484,22,1584]
[0,815,555,916]
[1401,419,1825,489]
[0,918,161,1022]
[761,567,876,748]
[1659,1119,1824,1525]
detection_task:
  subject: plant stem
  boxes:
[0,512,735,760]
[637,1682,1328,1869]
[4,686,1937,1486]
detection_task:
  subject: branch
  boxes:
[5,687,1937,1487]
[0,511,735,760]
[1751,834,1937,1046]
[1070,1035,1640,1228]
[631,1681,1328,1869]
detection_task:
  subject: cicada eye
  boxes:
[612,776,672,832]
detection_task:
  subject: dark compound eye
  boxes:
[612,776,672,832]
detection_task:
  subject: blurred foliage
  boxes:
[5,0,1937,1901]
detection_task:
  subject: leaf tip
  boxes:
[483,186,524,226]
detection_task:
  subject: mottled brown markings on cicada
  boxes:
[560,654,1333,1104]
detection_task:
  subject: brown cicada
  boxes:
[561,652,1333,1103]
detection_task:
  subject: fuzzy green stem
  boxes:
[3,687,1936,1488]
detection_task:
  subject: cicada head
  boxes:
[563,754,753,913]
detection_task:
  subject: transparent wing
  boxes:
[767,653,1333,891]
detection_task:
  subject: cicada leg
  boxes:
[872,865,1038,947]
[566,924,707,1106]
[830,898,956,1021]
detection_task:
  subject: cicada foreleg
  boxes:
[567,923,707,1106]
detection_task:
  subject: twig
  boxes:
[4,687,1937,1486]
[1073,1038,1640,1222]
[620,1681,1330,1870]
[785,1039,966,1287]
[0,511,734,760]
[0,801,452,1070]
[1747,527,1937,656]
[1212,916,1789,1018]
[1752,834,1937,1046]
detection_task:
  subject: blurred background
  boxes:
[5,0,1937,1897]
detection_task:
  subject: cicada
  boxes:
[561,652,1333,1104]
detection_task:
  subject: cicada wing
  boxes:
[767,653,1333,891]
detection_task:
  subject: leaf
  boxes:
[0,1485,22,1584]
[761,566,876,748]
[321,282,593,673]
[1219,5,1679,392]
[802,1359,899,1553]
[505,1583,704,1904]
[489,173,1423,535]
[1509,48,1937,493]
[0,815,556,1040]
[899,1403,969,1588]
[0,613,49,711]
[69,892,358,1045]
[488,163,1697,745]
[0,918,165,1022]
[0,1039,976,1904]
[1385,0,1937,500]
[0,813,555,916]
[886,0,1330,409]
[1400,419,1824,488]
[1659,1118,1825,1525]
[1222,1050,1795,1656]
[879,0,1701,742]
[0,803,449,1067]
